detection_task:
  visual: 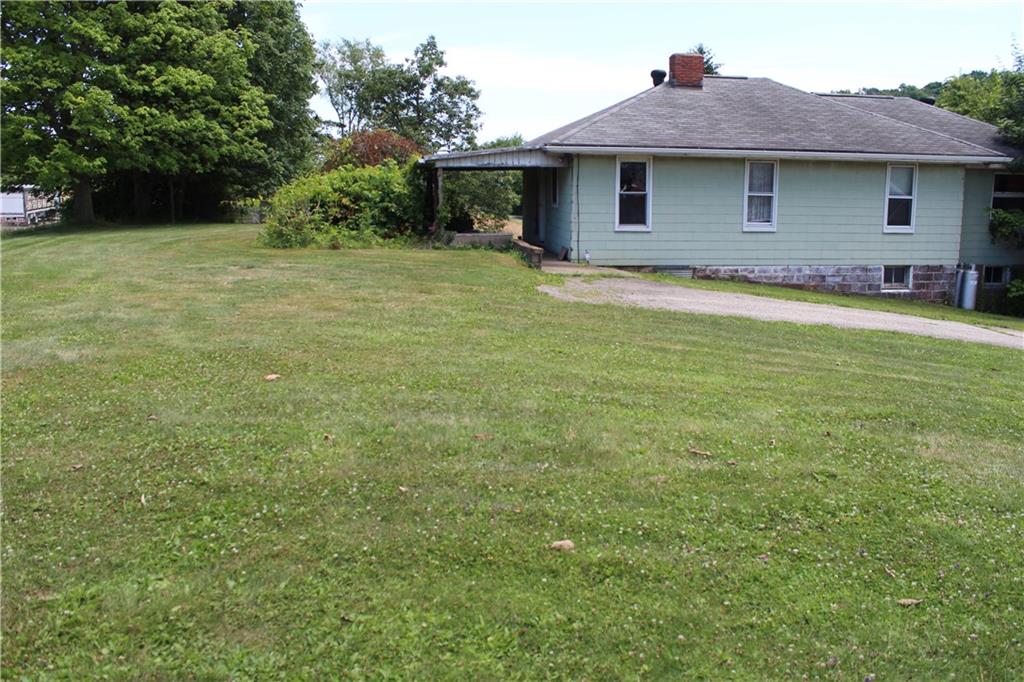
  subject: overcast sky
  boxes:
[300,0,1023,142]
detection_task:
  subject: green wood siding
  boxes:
[576,156,966,266]
[522,167,573,254]
[959,169,1024,266]
[540,167,573,255]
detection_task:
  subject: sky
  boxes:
[300,0,1024,142]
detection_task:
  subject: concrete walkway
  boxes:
[538,277,1024,349]
[540,258,637,277]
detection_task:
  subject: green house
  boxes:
[424,53,1024,302]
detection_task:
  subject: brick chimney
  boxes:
[669,53,704,87]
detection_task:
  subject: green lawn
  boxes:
[3,223,1022,679]
[646,272,1024,331]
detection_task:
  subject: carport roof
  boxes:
[421,146,568,169]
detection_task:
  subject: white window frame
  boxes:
[882,265,913,291]
[982,265,1010,288]
[883,163,917,234]
[742,159,779,232]
[550,168,559,208]
[614,155,652,232]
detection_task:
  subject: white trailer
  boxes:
[1,186,59,225]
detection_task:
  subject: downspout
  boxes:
[573,155,581,263]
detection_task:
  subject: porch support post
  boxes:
[436,168,444,216]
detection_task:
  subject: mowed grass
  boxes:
[2,223,1022,679]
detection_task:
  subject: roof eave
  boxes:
[420,146,568,168]
[541,145,1012,165]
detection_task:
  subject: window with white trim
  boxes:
[982,265,1009,287]
[882,265,911,290]
[743,160,777,231]
[615,157,651,231]
[550,169,559,208]
[992,174,1024,211]
[884,164,916,233]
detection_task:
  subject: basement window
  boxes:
[615,157,651,231]
[882,265,911,290]
[982,265,1009,287]
[743,160,778,231]
[884,164,916,233]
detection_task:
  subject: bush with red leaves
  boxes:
[323,130,422,171]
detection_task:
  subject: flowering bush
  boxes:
[322,130,422,171]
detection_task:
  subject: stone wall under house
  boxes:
[691,265,956,303]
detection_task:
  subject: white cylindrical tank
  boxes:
[960,267,978,310]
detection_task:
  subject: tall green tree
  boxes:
[1,2,126,221]
[317,36,481,151]
[223,1,318,196]
[996,52,1024,146]
[109,1,272,221]
[1,0,315,223]
[317,38,391,136]
[936,71,1005,123]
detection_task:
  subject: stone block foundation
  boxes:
[690,264,956,303]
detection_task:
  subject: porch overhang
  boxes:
[421,146,569,169]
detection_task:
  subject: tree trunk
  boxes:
[177,180,185,222]
[132,171,152,221]
[72,178,94,223]
[168,176,176,224]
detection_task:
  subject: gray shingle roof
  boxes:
[526,76,1013,159]
[819,93,1019,157]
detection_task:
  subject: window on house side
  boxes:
[982,266,1008,286]
[550,169,559,208]
[744,161,777,231]
[992,174,1024,211]
[616,158,650,230]
[882,265,911,289]
[884,165,916,232]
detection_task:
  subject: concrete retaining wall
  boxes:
[451,232,513,247]
[513,239,544,269]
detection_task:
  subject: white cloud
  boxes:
[441,46,659,140]
[442,46,648,95]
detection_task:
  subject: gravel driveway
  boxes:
[538,278,1023,349]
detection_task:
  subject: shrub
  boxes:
[322,130,422,172]
[261,161,425,248]
[988,208,1024,249]
[1005,278,1024,317]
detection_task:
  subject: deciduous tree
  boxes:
[317,36,480,151]
[1,0,315,223]
[936,71,1005,123]
[1,2,126,221]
